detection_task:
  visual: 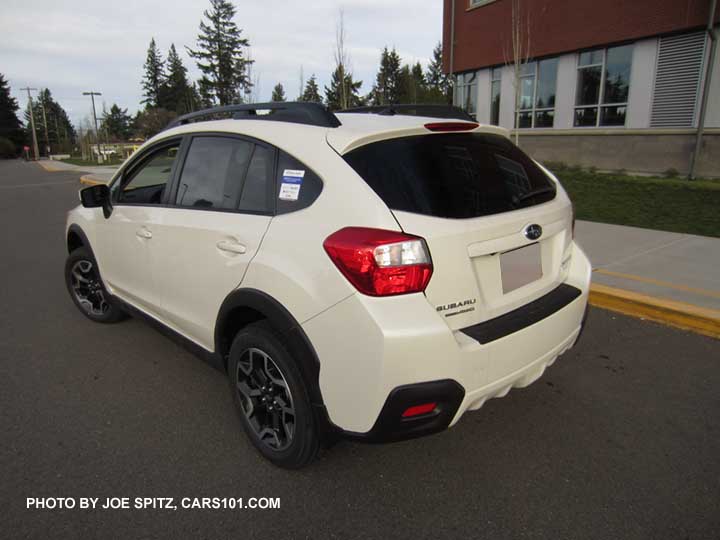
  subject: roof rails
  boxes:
[164,102,342,131]
[339,104,475,122]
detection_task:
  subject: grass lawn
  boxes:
[60,157,124,167]
[546,166,720,238]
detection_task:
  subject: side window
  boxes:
[276,151,323,214]
[117,144,179,205]
[238,144,273,213]
[176,136,253,209]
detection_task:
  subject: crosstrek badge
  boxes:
[279,169,305,201]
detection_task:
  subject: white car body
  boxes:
[66,105,591,449]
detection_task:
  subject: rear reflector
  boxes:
[323,227,433,296]
[424,122,479,132]
[402,402,438,418]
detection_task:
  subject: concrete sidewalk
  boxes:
[576,221,720,337]
[37,159,118,179]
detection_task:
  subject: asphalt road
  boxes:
[1,159,719,540]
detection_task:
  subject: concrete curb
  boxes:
[589,283,720,339]
[36,161,65,172]
[79,175,106,186]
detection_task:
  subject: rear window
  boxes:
[343,133,556,219]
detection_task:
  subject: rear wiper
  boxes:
[513,185,556,205]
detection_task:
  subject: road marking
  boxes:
[589,283,720,339]
[594,268,720,300]
[0,180,78,189]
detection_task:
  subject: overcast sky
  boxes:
[0,0,442,128]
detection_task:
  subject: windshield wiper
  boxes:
[513,185,556,205]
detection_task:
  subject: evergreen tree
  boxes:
[162,44,197,114]
[132,108,177,139]
[324,65,363,110]
[24,89,75,155]
[101,104,132,141]
[0,73,24,154]
[141,38,166,107]
[426,42,452,104]
[187,0,253,106]
[371,47,401,105]
[271,83,286,102]
[299,74,322,103]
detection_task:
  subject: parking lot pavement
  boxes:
[1,160,719,539]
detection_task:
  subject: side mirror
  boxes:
[79,184,112,218]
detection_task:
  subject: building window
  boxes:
[574,44,633,127]
[490,67,501,125]
[516,58,558,128]
[454,71,477,118]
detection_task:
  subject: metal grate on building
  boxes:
[650,31,707,128]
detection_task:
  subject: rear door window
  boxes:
[343,133,556,219]
[175,136,253,209]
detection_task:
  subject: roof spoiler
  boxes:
[164,102,342,131]
[339,104,475,122]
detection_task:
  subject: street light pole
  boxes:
[21,87,40,160]
[83,91,102,164]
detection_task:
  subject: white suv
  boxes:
[65,103,591,468]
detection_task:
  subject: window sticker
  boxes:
[279,169,305,201]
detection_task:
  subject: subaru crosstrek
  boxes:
[65,103,591,468]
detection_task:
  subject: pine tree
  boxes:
[101,104,132,141]
[371,47,402,105]
[0,73,24,154]
[324,65,363,110]
[23,89,75,155]
[162,44,197,114]
[141,38,166,107]
[187,0,253,106]
[299,74,322,103]
[271,83,286,102]
[426,42,452,104]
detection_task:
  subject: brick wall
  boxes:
[443,0,718,73]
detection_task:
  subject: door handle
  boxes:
[216,240,246,254]
[136,228,152,239]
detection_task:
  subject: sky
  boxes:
[0,0,443,128]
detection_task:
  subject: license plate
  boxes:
[500,243,542,294]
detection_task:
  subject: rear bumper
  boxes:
[303,242,591,439]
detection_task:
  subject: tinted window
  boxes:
[276,151,323,214]
[238,144,273,213]
[176,136,252,209]
[117,144,179,205]
[343,133,556,219]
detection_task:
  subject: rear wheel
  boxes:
[228,322,319,469]
[65,247,126,323]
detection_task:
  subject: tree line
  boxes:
[0,0,453,157]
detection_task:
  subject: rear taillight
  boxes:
[323,227,433,296]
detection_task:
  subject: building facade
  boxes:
[443,0,720,177]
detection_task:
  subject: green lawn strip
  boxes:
[550,170,720,238]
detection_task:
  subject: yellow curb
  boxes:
[589,283,720,339]
[594,268,720,300]
[79,175,107,186]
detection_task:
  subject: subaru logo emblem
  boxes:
[524,224,542,240]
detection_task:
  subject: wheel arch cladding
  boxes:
[67,224,90,253]
[215,288,339,442]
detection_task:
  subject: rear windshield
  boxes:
[343,133,556,219]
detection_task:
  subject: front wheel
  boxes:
[228,322,319,469]
[65,247,126,323]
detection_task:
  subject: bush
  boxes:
[543,161,568,172]
[0,137,17,158]
[663,167,679,179]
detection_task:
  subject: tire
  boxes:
[65,247,126,323]
[228,321,320,469]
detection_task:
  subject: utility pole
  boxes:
[39,91,51,157]
[83,91,102,164]
[21,87,40,160]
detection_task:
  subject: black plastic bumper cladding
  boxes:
[343,379,465,443]
[460,284,582,344]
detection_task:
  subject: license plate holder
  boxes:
[500,243,542,294]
